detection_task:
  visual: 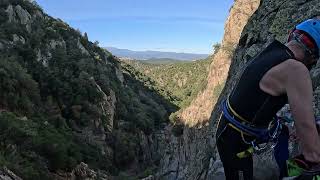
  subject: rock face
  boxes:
[93,78,117,133]
[156,1,260,179]
[6,4,32,32]
[0,167,22,180]
[179,0,260,126]
[77,38,90,55]
[51,162,111,180]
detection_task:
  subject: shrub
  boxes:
[0,57,40,114]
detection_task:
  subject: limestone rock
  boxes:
[72,162,97,179]
[49,39,66,50]
[77,38,90,55]
[52,163,111,180]
[12,34,25,44]
[207,159,225,180]
[156,1,260,179]
[36,49,51,67]
[15,5,32,32]
[179,0,260,125]
[0,167,22,180]
[92,80,116,133]
[15,5,31,25]
[115,66,124,84]
[5,5,16,23]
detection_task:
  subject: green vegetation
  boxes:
[0,0,177,178]
[139,58,190,64]
[122,57,212,109]
[0,58,40,115]
[0,112,117,179]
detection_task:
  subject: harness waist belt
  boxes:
[221,100,280,142]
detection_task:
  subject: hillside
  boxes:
[137,58,190,64]
[0,0,177,179]
[121,57,212,111]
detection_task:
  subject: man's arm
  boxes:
[285,60,320,163]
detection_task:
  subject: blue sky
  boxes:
[35,0,234,54]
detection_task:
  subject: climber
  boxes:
[215,17,320,180]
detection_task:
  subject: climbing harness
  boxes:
[221,99,283,158]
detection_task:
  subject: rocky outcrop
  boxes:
[156,125,213,180]
[179,0,260,126]
[6,5,32,32]
[74,77,116,158]
[5,5,16,23]
[49,39,66,50]
[72,162,97,179]
[93,79,117,133]
[52,162,111,180]
[35,39,66,67]
[77,38,90,55]
[156,1,260,179]
[115,66,124,84]
[12,34,25,44]
[0,167,22,180]
[15,5,31,25]
[36,49,50,67]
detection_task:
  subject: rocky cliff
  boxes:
[179,0,260,126]
[155,0,260,179]
[158,0,320,179]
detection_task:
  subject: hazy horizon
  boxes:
[106,46,209,54]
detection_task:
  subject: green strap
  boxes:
[236,147,254,159]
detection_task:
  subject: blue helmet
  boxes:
[296,19,320,57]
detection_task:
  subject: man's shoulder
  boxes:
[284,59,309,74]
[279,59,310,83]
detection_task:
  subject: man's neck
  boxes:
[285,41,305,62]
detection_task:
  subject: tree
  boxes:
[212,43,221,54]
[0,57,40,114]
[84,32,88,41]
[94,40,99,46]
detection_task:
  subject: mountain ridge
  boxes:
[106,47,209,61]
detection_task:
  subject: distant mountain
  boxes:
[106,47,209,61]
[138,58,190,64]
